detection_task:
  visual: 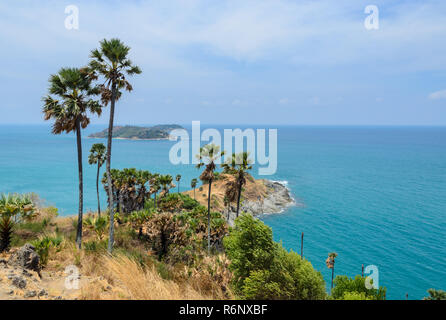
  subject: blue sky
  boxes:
[1,0,446,125]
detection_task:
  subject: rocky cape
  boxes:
[183,174,296,226]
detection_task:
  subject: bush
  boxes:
[331,275,386,300]
[424,289,446,300]
[224,214,326,300]
[157,193,201,212]
[32,235,63,266]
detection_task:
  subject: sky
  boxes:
[0,0,446,125]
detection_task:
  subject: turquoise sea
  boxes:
[1,124,445,300]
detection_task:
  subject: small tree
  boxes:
[224,213,326,299]
[88,143,106,217]
[190,178,198,200]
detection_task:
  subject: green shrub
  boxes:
[423,289,446,300]
[331,275,386,300]
[32,235,63,266]
[224,213,326,300]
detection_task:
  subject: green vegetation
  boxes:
[88,143,106,217]
[88,124,183,140]
[224,213,326,300]
[0,194,37,252]
[331,275,386,300]
[424,289,446,300]
[32,235,63,267]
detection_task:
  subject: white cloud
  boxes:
[428,90,446,100]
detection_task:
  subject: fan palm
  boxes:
[88,38,141,253]
[222,152,253,217]
[43,67,102,249]
[196,144,225,253]
[159,174,174,196]
[88,143,106,217]
[176,174,181,193]
[0,194,35,252]
[190,178,198,200]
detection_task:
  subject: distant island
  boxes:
[88,124,183,140]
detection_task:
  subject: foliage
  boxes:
[102,168,152,214]
[157,193,200,213]
[331,275,386,300]
[0,194,37,252]
[143,212,188,260]
[84,216,108,240]
[224,213,326,300]
[424,289,446,300]
[32,235,63,266]
[338,291,374,300]
[88,143,107,166]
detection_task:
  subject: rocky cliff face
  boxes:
[225,180,295,226]
[183,174,296,226]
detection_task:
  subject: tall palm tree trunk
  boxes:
[236,180,242,217]
[207,180,212,253]
[75,119,83,249]
[106,84,117,253]
[193,188,196,200]
[96,163,101,217]
[331,263,335,291]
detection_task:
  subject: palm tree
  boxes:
[176,174,181,193]
[152,181,161,211]
[190,178,198,200]
[326,252,338,292]
[88,143,106,217]
[224,179,238,220]
[222,152,253,217]
[196,144,225,253]
[159,174,174,196]
[88,38,142,253]
[43,67,102,249]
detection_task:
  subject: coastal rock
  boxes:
[8,244,40,273]
[226,180,295,226]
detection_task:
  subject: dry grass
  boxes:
[183,173,268,211]
[79,254,212,300]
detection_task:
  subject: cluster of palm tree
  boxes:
[221,151,253,217]
[100,168,177,215]
[42,38,141,251]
